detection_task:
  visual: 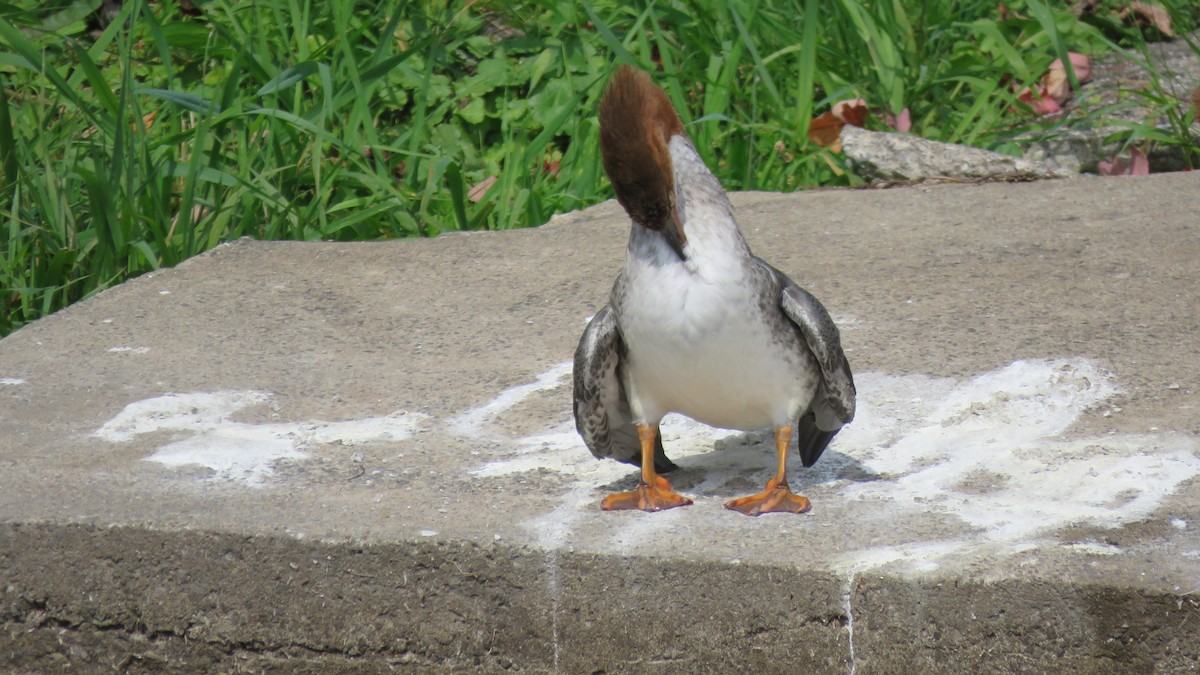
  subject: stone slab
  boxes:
[2,173,1199,671]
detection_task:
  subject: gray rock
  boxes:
[1021,125,1199,175]
[840,125,1057,181]
[840,33,1199,180]
[1019,128,1110,175]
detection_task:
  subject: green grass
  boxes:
[0,0,1195,335]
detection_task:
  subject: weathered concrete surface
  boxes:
[2,172,1199,672]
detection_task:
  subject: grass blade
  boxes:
[256,61,320,96]
[795,0,820,142]
[0,74,16,198]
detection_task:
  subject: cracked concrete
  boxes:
[2,173,1200,671]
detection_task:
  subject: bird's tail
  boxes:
[796,410,838,468]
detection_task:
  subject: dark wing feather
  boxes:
[794,413,838,468]
[573,305,677,472]
[765,263,856,467]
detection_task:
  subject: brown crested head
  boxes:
[598,66,686,235]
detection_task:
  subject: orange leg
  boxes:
[724,425,812,516]
[601,425,693,512]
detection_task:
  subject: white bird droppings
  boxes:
[464,357,1200,571]
[94,391,427,487]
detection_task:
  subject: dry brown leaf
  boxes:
[808,99,870,149]
[832,99,869,127]
[1043,68,1071,103]
[1120,2,1174,37]
[1044,53,1093,101]
[81,111,159,138]
[998,4,1026,20]
[1192,86,1200,118]
[806,110,844,148]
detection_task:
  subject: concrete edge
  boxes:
[3,523,1197,673]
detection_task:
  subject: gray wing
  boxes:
[766,264,857,467]
[572,305,677,472]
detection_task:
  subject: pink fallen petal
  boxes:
[886,108,912,133]
[1097,158,1124,176]
[1067,52,1092,83]
[468,175,497,203]
[1018,85,1062,115]
[1098,148,1151,177]
[1128,147,1150,176]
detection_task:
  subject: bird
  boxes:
[572,66,856,516]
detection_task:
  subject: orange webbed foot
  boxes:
[601,474,693,512]
[724,476,812,516]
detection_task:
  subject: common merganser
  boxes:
[573,66,856,515]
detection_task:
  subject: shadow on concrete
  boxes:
[599,430,880,498]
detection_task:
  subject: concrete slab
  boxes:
[2,172,1199,671]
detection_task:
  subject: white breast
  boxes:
[618,252,818,431]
